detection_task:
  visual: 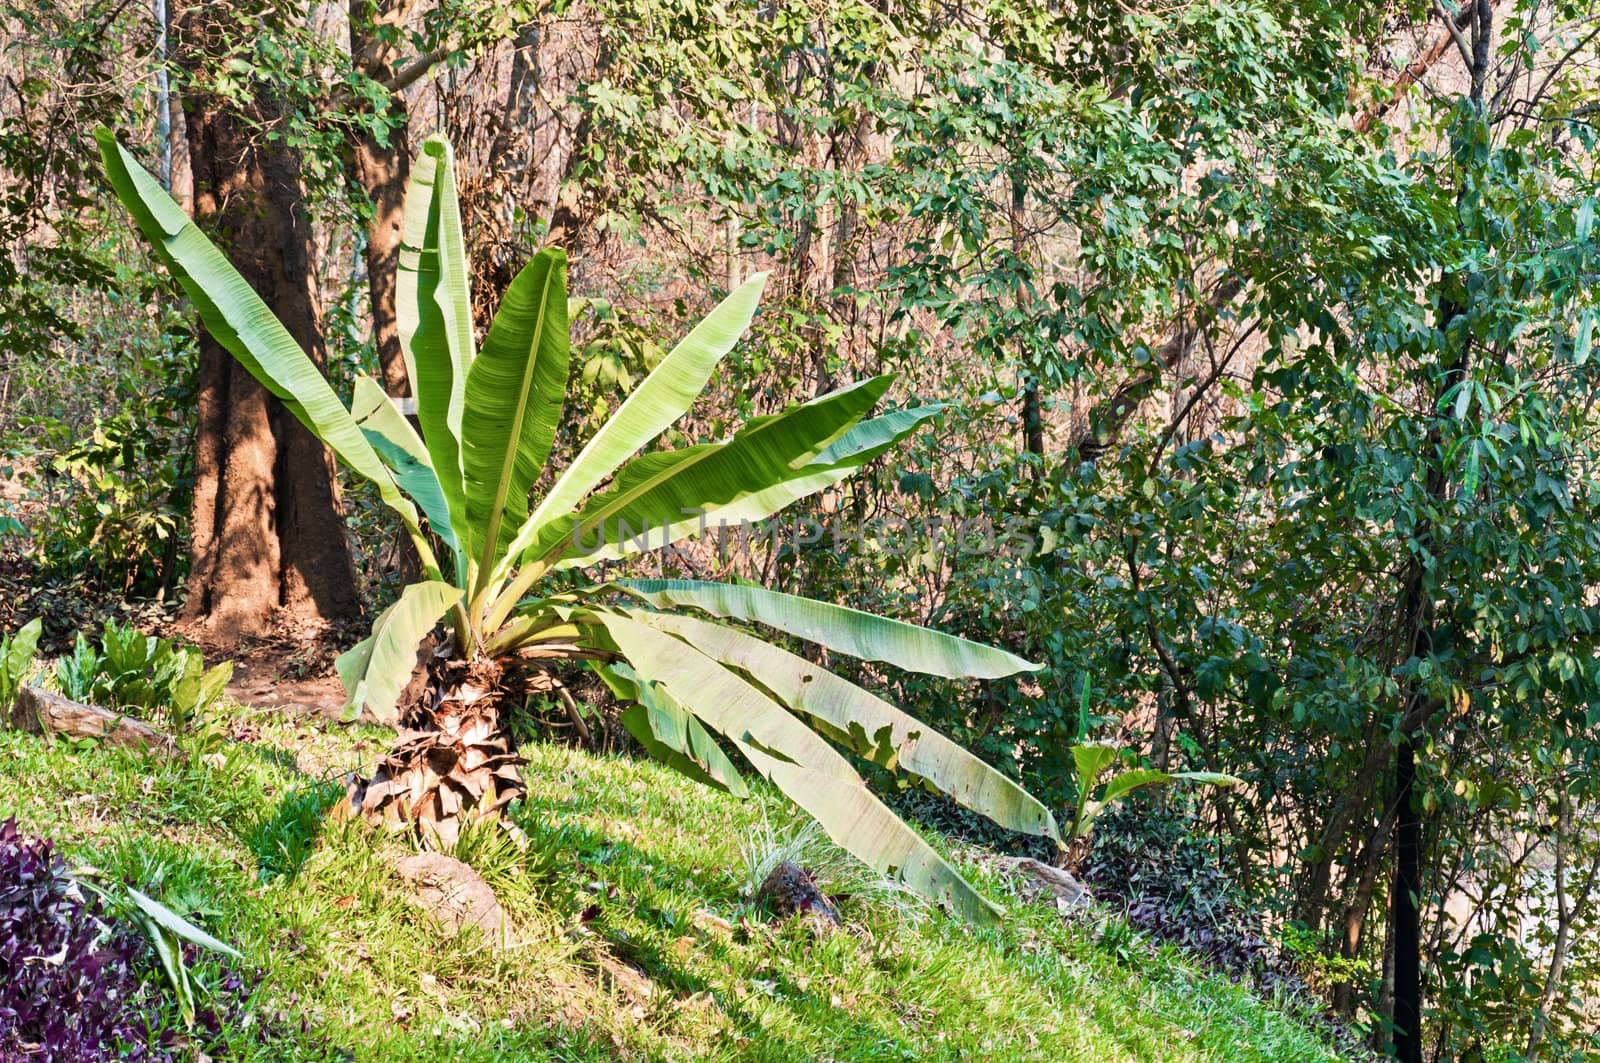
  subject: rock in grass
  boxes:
[757,861,841,926]
[393,852,507,940]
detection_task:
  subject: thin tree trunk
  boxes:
[174,0,360,643]
[349,0,415,397]
[1391,731,1424,1063]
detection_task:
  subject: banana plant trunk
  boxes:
[347,653,527,850]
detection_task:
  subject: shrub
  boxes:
[0,818,162,1061]
[1081,800,1306,999]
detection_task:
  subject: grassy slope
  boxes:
[0,699,1344,1062]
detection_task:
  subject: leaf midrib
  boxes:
[476,265,557,591]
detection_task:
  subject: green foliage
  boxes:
[0,618,42,710]
[246,781,344,884]
[52,619,231,733]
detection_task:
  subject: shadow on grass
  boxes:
[508,796,933,1061]
[245,777,345,883]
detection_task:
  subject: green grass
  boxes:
[0,700,1347,1061]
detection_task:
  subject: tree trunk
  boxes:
[1391,733,1424,1063]
[173,1,360,642]
[349,0,414,397]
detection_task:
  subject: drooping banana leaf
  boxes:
[632,610,1059,841]
[351,376,460,574]
[614,580,1038,679]
[728,743,1001,924]
[593,609,1001,923]
[520,375,893,569]
[594,661,748,797]
[95,132,425,543]
[462,249,570,581]
[497,272,769,578]
[811,403,946,466]
[593,610,855,781]
[336,580,462,723]
[397,135,474,547]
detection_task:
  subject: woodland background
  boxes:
[3,0,1600,1059]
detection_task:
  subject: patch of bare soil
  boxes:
[210,619,367,722]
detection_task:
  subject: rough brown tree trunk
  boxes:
[174,1,360,643]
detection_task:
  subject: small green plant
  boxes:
[72,869,242,1027]
[1064,682,1239,857]
[51,633,101,702]
[51,619,232,732]
[1064,744,1240,845]
[0,618,42,710]
[247,779,345,882]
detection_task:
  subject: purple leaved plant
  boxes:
[0,818,275,1062]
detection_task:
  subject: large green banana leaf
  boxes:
[595,662,749,797]
[615,580,1038,679]
[633,610,1060,841]
[496,273,769,579]
[351,377,460,572]
[95,132,427,545]
[336,580,462,723]
[398,135,474,550]
[555,404,944,568]
[813,404,947,465]
[521,376,892,569]
[462,249,570,582]
[594,609,1001,923]
[593,610,856,782]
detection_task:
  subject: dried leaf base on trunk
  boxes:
[6,685,177,757]
[346,658,526,851]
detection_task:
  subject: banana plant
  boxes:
[97,130,1060,922]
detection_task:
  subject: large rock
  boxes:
[393,852,507,940]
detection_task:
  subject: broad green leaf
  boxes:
[810,404,944,466]
[95,132,424,540]
[126,887,242,959]
[596,661,749,797]
[1071,744,1119,795]
[501,272,769,574]
[614,579,1038,679]
[556,404,943,568]
[1,617,42,707]
[352,376,461,570]
[595,610,1000,923]
[398,135,474,547]
[1098,768,1240,807]
[141,921,194,1026]
[531,376,893,567]
[336,581,461,723]
[594,610,856,783]
[635,610,1059,841]
[463,249,571,580]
